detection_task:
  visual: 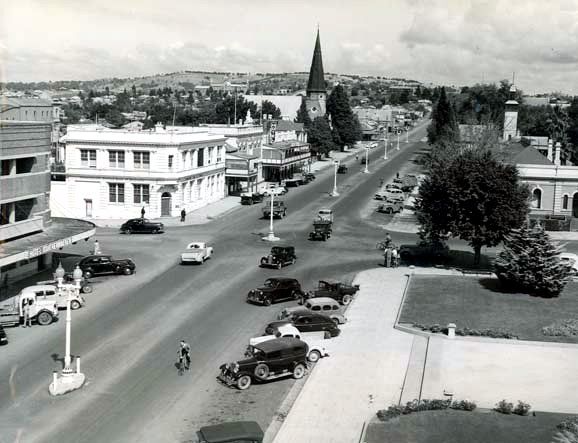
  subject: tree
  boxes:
[416,149,529,265]
[307,117,336,158]
[261,100,281,120]
[295,97,312,129]
[427,87,460,145]
[494,225,571,297]
[327,84,361,149]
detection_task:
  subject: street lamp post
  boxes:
[363,147,370,173]
[397,131,400,151]
[383,134,388,160]
[406,128,409,143]
[262,193,280,242]
[331,160,340,197]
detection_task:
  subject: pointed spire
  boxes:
[307,29,326,94]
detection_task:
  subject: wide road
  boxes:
[0,121,445,442]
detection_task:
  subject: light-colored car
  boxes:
[180,242,214,264]
[277,297,347,324]
[382,188,405,202]
[19,284,85,310]
[263,185,287,196]
[559,253,578,274]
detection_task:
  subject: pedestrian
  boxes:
[180,208,186,223]
[379,178,384,188]
[141,207,145,218]
[384,232,392,248]
[22,298,31,328]
[93,239,101,255]
[391,247,399,268]
[396,171,400,179]
[355,154,359,161]
[385,248,392,268]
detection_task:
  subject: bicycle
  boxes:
[177,352,191,376]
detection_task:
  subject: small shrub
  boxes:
[495,399,514,414]
[513,400,531,416]
[451,399,477,411]
[377,398,464,422]
[376,404,403,422]
[542,319,578,337]
[552,417,578,443]
[412,323,516,339]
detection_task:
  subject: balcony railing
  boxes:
[0,217,44,241]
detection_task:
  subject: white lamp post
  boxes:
[262,194,280,242]
[331,160,340,197]
[397,131,400,150]
[363,147,370,173]
[406,128,409,143]
[383,134,388,160]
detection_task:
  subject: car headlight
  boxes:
[232,363,239,373]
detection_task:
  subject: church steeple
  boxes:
[305,29,327,119]
[307,29,326,94]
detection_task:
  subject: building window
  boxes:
[531,188,542,209]
[81,149,97,168]
[197,148,204,167]
[133,151,150,169]
[563,195,569,210]
[207,147,213,164]
[109,150,125,168]
[1,160,12,176]
[168,155,174,169]
[134,184,150,204]
[182,152,187,168]
[109,183,125,203]
[216,146,222,163]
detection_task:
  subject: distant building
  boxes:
[54,124,227,220]
[0,98,53,122]
[503,85,520,141]
[244,95,302,121]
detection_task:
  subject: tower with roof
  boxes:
[503,84,519,141]
[305,29,327,120]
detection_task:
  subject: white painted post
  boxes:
[363,147,370,173]
[383,134,388,160]
[63,287,72,372]
[447,323,456,339]
[397,131,400,150]
[76,356,81,374]
[331,161,339,197]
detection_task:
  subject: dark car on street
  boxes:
[246,277,304,306]
[196,421,264,443]
[337,164,348,173]
[0,325,7,346]
[120,218,164,234]
[77,255,136,279]
[218,337,308,390]
[240,193,264,205]
[303,172,316,181]
[265,313,341,338]
[259,246,297,269]
[307,279,360,305]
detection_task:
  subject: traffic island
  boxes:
[49,358,86,396]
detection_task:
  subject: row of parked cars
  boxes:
[240,173,317,205]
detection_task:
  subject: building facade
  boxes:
[54,124,227,220]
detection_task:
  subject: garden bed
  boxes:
[365,410,575,443]
[399,275,578,343]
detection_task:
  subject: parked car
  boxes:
[0,295,59,327]
[240,193,264,205]
[278,297,347,324]
[76,255,136,279]
[195,421,264,443]
[18,284,85,310]
[307,279,360,305]
[0,325,8,345]
[260,246,296,269]
[303,172,316,181]
[262,200,287,219]
[377,200,403,214]
[181,241,214,264]
[218,337,308,390]
[385,183,403,191]
[265,313,341,338]
[381,188,405,202]
[559,252,578,275]
[262,186,287,197]
[309,220,332,241]
[337,164,348,173]
[120,218,164,234]
[361,157,367,165]
[283,178,301,188]
[37,273,93,294]
[247,277,304,306]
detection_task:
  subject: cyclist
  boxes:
[178,340,191,370]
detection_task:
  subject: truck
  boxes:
[18,284,85,310]
[317,208,334,223]
[180,242,214,264]
[262,200,287,219]
[248,324,329,363]
[0,294,59,327]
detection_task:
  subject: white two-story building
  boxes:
[52,123,227,220]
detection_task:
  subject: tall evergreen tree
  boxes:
[427,86,459,145]
[495,225,571,297]
[308,116,336,158]
[327,84,361,150]
[295,97,312,129]
[261,100,282,120]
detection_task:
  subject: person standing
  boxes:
[385,247,392,268]
[180,208,186,223]
[93,239,101,255]
[391,247,399,268]
[141,207,146,218]
[22,298,31,328]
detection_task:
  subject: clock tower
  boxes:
[503,84,519,141]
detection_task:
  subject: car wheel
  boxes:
[264,298,272,306]
[308,350,321,363]
[254,363,270,380]
[386,208,393,214]
[292,363,306,379]
[260,258,267,267]
[237,375,252,390]
[341,294,352,305]
[331,317,340,325]
[153,228,159,234]
[81,285,93,294]
[125,228,132,235]
[70,300,82,310]
[323,330,331,339]
[291,290,300,301]
[83,271,92,279]
[123,267,133,275]
[277,262,282,270]
[36,311,53,326]
[283,210,287,217]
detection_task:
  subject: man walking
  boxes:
[180,208,186,223]
[141,207,145,218]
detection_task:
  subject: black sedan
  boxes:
[265,313,341,338]
[120,218,164,234]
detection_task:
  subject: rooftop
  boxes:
[495,142,553,166]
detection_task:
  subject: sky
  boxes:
[1,0,578,94]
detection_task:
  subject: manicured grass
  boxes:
[365,410,574,443]
[399,275,578,343]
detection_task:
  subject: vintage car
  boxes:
[18,284,85,310]
[181,242,214,264]
[303,172,316,181]
[377,200,404,214]
[309,220,332,241]
[218,337,308,390]
[283,178,301,188]
[307,279,360,305]
[265,313,341,338]
[259,246,296,269]
[120,218,164,234]
[337,164,348,173]
[0,325,7,345]
[247,277,304,305]
[277,297,347,324]
[195,421,264,443]
[262,185,287,197]
[375,188,405,202]
[240,193,264,205]
[76,255,136,279]
[0,294,59,327]
[559,252,578,275]
[37,273,93,294]
[262,200,287,219]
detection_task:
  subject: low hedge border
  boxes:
[376,398,477,422]
[412,323,518,339]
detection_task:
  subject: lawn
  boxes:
[365,410,575,443]
[399,275,578,343]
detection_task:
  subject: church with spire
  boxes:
[305,29,327,120]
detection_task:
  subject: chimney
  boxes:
[547,139,553,162]
[554,142,561,166]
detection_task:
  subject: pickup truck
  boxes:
[0,294,59,327]
[180,242,214,264]
[248,324,328,363]
[262,200,287,219]
[19,284,85,310]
